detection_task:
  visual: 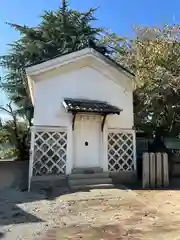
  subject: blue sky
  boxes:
[1,0,180,56]
[0,0,180,118]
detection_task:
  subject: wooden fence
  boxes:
[143,152,169,188]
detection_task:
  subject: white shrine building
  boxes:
[26,47,136,190]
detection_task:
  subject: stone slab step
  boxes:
[69,177,112,186]
[68,172,109,180]
[72,167,103,174]
[70,183,115,191]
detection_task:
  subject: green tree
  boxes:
[0,0,105,125]
[135,26,180,136]
[106,26,180,137]
[0,103,30,160]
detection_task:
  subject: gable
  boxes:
[33,66,133,126]
[35,66,133,114]
[34,58,132,87]
[27,51,133,104]
[26,48,134,103]
[26,47,134,78]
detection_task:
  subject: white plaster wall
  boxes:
[33,66,134,129]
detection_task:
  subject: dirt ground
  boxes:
[41,188,180,240]
[2,187,180,239]
[134,189,180,239]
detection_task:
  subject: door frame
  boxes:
[73,114,102,168]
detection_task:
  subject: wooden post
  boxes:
[143,153,150,188]
[150,153,156,188]
[156,153,162,187]
[142,152,169,189]
[66,124,73,175]
[132,130,137,171]
[28,127,35,192]
[163,153,169,187]
[102,123,108,171]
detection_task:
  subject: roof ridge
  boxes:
[26,45,134,77]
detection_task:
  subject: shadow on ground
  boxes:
[0,232,4,239]
[0,204,44,226]
[0,185,73,226]
[124,178,180,191]
[2,176,180,228]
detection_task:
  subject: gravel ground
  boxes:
[0,188,71,240]
[0,187,141,240]
[1,187,180,239]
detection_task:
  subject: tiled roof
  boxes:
[63,98,122,114]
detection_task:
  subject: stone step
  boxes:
[70,183,115,191]
[72,167,103,174]
[69,177,112,186]
[68,172,109,180]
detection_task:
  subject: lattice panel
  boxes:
[108,132,134,172]
[33,131,67,176]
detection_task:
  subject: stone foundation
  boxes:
[30,175,68,194]
[109,171,137,184]
[30,171,137,193]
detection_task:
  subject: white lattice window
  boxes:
[32,131,67,176]
[108,131,134,172]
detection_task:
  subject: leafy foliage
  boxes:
[1,148,18,159]
[0,1,104,125]
[2,0,180,140]
[105,25,180,137]
[0,104,30,160]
